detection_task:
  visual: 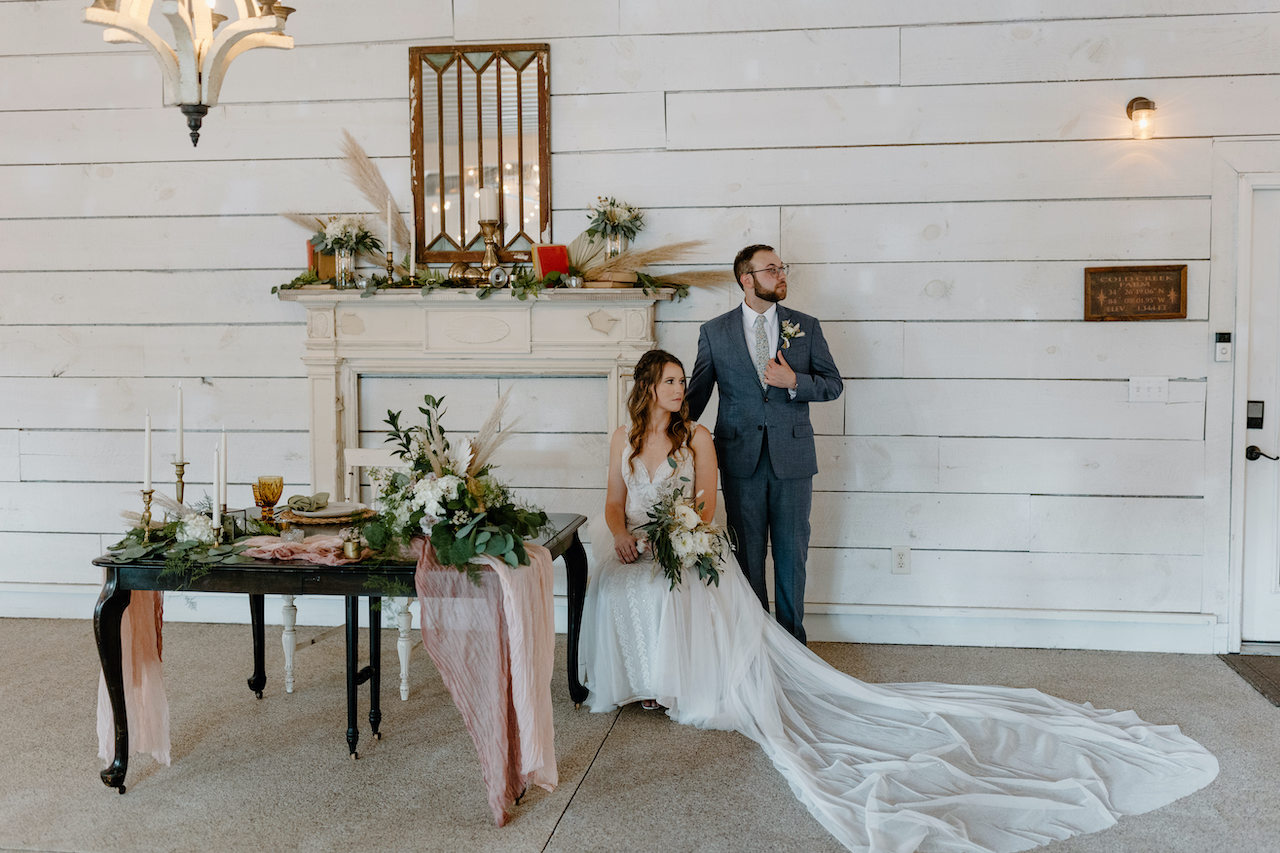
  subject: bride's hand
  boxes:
[614,532,640,563]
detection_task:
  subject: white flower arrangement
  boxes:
[177,513,218,545]
[311,214,383,255]
[361,392,550,575]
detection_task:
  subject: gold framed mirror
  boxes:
[409,43,551,267]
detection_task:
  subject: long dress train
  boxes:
[580,449,1217,853]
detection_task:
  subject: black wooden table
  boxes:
[92,512,588,793]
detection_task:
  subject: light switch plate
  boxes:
[1128,377,1168,403]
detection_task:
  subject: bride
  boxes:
[581,349,1218,853]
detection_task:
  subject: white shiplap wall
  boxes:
[4,0,1277,650]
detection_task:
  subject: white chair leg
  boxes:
[281,594,297,693]
[395,597,413,700]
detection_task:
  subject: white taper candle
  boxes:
[212,447,221,527]
[176,383,184,462]
[144,410,152,491]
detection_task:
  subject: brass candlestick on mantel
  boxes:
[478,219,501,274]
[447,221,506,284]
[173,461,187,505]
[140,489,154,543]
[385,250,395,282]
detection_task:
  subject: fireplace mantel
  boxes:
[279,287,673,498]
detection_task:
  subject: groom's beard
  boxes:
[753,281,786,303]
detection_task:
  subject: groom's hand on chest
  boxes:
[763,349,798,391]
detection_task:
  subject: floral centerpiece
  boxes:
[310,214,383,287]
[360,392,550,580]
[310,214,384,256]
[636,458,733,589]
[585,195,645,258]
[103,494,255,585]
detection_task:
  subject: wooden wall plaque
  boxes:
[1084,265,1187,321]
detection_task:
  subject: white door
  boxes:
[1241,188,1280,642]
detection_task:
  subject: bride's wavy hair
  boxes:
[626,349,692,467]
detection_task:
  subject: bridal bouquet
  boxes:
[636,461,731,590]
[360,392,550,580]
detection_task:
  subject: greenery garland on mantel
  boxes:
[273,266,688,302]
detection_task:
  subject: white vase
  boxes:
[335,248,356,288]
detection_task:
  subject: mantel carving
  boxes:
[279,288,673,498]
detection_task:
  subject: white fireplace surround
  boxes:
[279,287,672,499]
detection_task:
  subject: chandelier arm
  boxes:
[188,0,213,46]
[158,1,201,104]
[201,17,288,105]
[84,7,182,104]
[122,0,157,18]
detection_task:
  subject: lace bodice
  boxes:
[624,449,694,530]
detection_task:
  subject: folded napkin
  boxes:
[286,492,329,512]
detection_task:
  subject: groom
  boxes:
[686,245,843,643]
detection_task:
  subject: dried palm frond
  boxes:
[469,388,518,476]
[567,231,606,270]
[580,240,706,281]
[340,130,411,252]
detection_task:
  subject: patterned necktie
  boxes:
[753,314,769,388]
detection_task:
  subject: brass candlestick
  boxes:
[173,461,187,505]
[140,489,154,543]
[478,219,500,274]
[385,250,395,282]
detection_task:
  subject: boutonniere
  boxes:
[780,319,805,349]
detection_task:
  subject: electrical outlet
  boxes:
[891,547,910,575]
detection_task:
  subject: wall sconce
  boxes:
[83,0,296,147]
[1126,97,1156,140]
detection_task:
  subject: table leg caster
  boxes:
[351,752,359,760]
[574,703,581,710]
[374,732,382,740]
[255,690,263,699]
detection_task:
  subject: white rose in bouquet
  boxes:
[675,503,700,530]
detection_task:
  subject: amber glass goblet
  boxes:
[253,475,285,523]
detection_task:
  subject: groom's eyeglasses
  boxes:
[746,264,790,279]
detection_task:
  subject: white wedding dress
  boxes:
[581,449,1218,853]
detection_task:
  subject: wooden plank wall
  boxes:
[3,0,1277,649]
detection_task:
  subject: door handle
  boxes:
[1246,445,1280,461]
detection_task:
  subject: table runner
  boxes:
[95,590,169,767]
[95,534,558,826]
[412,538,558,825]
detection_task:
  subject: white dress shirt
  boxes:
[739,301,796,396]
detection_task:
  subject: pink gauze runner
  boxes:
[412,538,558,826]
[96,589,170,767]
[240,534,372,564]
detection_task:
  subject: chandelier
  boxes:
[83,0,295,147]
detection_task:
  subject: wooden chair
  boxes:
[280,447,421,700]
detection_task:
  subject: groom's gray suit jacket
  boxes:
[686,305,843,478]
